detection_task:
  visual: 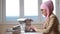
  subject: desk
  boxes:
[24,32,42,34]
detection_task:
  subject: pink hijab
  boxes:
[40,0,54,28]
[40,0,54,18]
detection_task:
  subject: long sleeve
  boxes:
[36,16,56,33]
[43,16,55,33]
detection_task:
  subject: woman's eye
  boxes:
[41,9,43,11]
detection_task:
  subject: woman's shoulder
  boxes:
[50,13,59,22]
[50,14,57,19]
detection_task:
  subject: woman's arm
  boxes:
[36,16,55,33]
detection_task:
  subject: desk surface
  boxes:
[24,32,43,34]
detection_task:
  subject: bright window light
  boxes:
[6,0,19,20]
[24,0,38,16]
[24,0,38,21]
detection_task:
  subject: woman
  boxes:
[36,0,59,34]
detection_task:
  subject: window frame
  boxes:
[6,0,56,22]
[5,0,42,23]
[4,0,60,24]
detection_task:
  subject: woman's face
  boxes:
[41,9,47,16]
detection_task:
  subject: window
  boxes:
[24,0,38,21]
[6,0,19,21]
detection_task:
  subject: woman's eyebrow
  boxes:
[41,9,43,11]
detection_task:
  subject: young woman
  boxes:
[36,0,59,34]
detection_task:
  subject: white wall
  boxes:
[59,0,60,23]
[0,0,6,24]
[0,0,3,24]
[55,0,60,23]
